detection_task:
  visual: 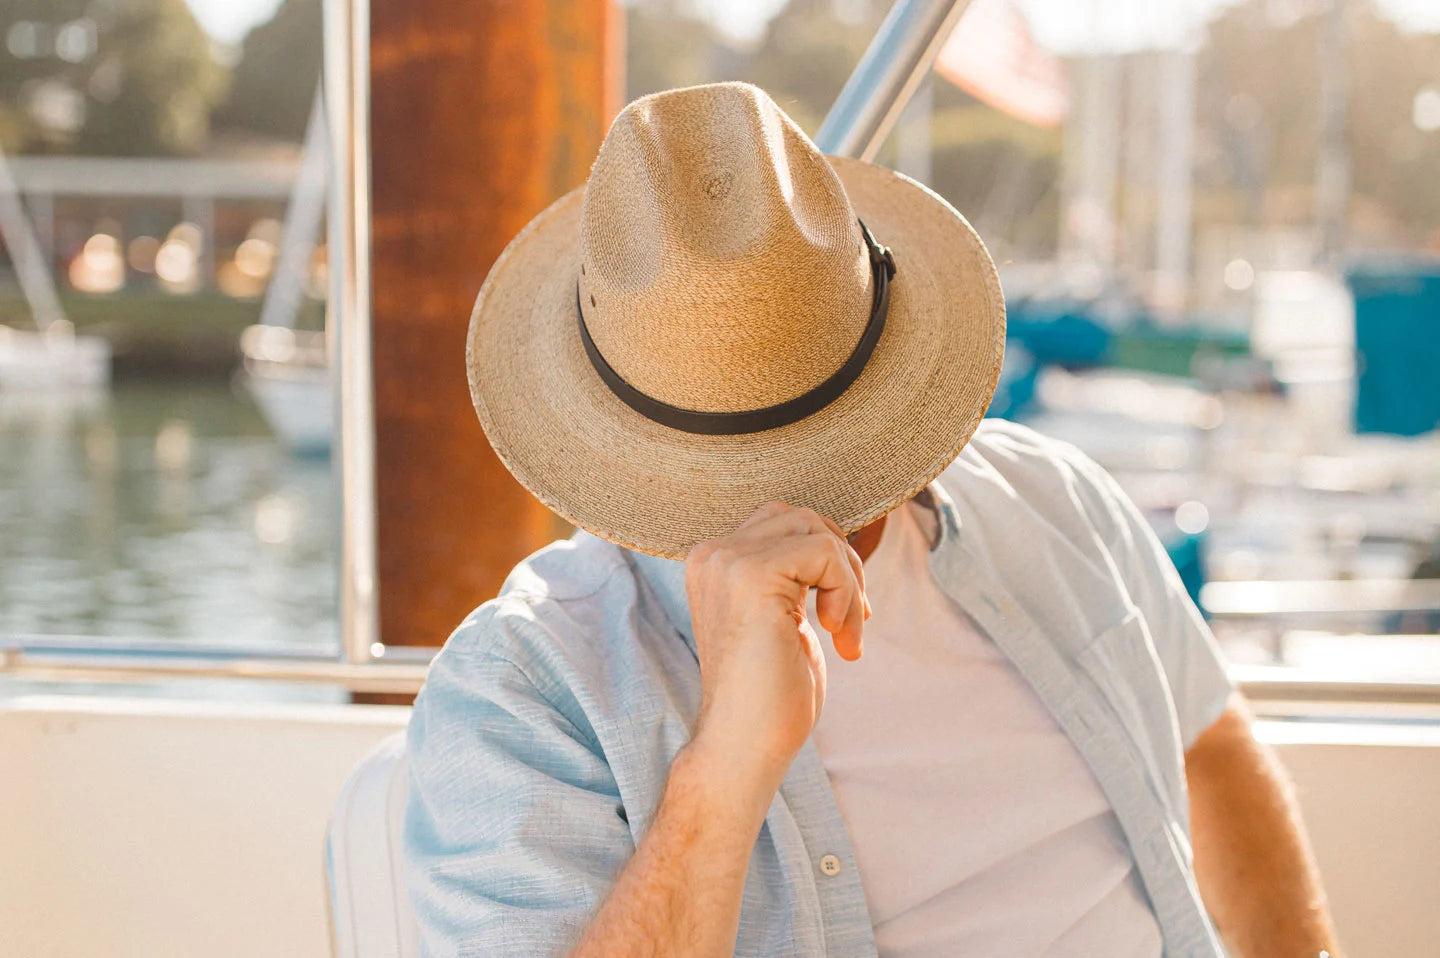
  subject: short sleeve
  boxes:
[1066,447,1236,750]
[403,612,633,958]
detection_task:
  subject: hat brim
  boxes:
[466,156,1006,558]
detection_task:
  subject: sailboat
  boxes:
[240,87,333,455]
[0,147,111,393]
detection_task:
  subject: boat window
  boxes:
[2,0,1438,703]
[0,0,337,653]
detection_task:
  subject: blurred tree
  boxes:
[0,0,227,156]
[926,99,1063,260]
[213,0,323,142]
[623,0,1063,258]
[623,0,1439,260]
[1195,0,1342,250]
[743,0,882,134]
[1196,0,1440,247]
[1346,5,1440,245]
[624,1,739,102]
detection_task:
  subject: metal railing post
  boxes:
[814,0,970,161]
[323,0,381,664]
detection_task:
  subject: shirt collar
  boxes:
[916,474,963,550]
[624,548,695,652]
[625,478,963,653]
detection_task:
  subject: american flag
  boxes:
[934,0,1068,128]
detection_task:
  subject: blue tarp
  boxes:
[1347,259,1440,437]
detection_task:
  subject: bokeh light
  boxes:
[67,231,125,294]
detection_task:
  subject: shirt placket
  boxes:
[775,740,881,957]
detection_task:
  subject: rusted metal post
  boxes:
[368,0,619,648]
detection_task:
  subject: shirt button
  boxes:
[818,854,842,877]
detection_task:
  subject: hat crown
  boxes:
[578,83,873,414]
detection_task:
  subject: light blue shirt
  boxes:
[404,420,1234,956]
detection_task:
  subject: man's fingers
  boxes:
[732,502,830,539]
[817,584,864,661]
[734,500,793,532]
[731,504,868,615]
[755,532,865,661]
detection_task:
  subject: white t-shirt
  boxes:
[808,497,1164,957]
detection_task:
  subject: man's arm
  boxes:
[569,502,867,957]
[1187,695,1341,957]
[1053,436,1338,953]
[565,742,771,955]
[405,630,638,957]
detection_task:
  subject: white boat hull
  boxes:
[244,364,332,456]
[0,327,110,390]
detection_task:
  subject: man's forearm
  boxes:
[1187,700,1340,957]
[570,503,863,955]
[569,740,776,957]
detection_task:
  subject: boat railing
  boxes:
[1202,579,1440,619]
[1,635,429,696]
[7,634,1440,716]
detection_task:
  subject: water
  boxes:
[0,381,337,650]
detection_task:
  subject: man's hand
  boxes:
[568,502,867,958]
[684,501,869,809]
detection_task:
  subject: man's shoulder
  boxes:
[942,418,1114,516]
[428,530,685,706]
[963,417,1095,473]
[441,532,635,660]
[497,530,634,607]
[406,536,651,809]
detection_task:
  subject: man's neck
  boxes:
[848,515,887,563]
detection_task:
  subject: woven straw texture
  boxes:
[467,84,1006,558]
[578,84,871,412]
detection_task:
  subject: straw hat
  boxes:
[467,82,1005,559]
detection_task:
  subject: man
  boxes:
[405,82,1339,956]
